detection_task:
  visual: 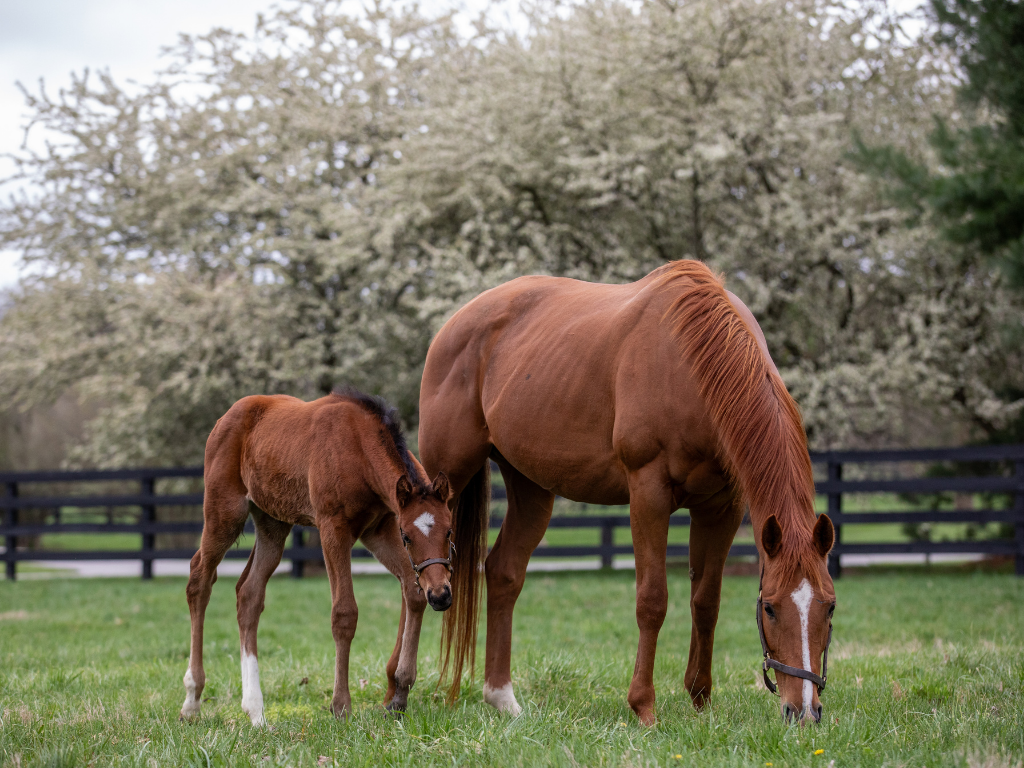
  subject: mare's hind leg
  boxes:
[181,487,248,720]
[318,515,358,718]
[683,493,744,708]
[361,513,428,713]
[235,506,292,726]
[482,457,555,716]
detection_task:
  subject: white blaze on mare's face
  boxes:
[240,650,266,726]
[790,578,814,714]
[483,681,522,716]
[413,512,435,537]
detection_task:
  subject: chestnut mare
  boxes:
[180,389,454,725]
[419,260,836,726]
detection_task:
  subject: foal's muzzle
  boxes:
[427,584,452,612]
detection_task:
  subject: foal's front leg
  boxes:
[319,518,358,718]
[362,514,427,712]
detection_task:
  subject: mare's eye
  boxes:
[828,603,836,618]
[401,531,411,545]
[763,603,776,620]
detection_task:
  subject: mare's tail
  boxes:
[439,461,490,703]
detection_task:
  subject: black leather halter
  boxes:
[756,567,832,695]
[401,532,455,592]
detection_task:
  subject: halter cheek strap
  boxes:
[756,567,831,695]
[402,533,455,592]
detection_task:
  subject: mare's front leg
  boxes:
[483,459,555,715]
[319,516,358,718]
[625,467,673,726]
[361,513,428,712]
[684,495,743,708]
[235,507,292,726]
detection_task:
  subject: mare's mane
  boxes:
[652,261,821,588]
[332,387,428,492]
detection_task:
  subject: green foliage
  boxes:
[0,572,1021,766]
[1,0,1023,465]
[857,0,1024,286]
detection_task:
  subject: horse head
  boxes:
[395,472,455,612]
[757,512,836,725]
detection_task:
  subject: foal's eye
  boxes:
[763,603,776,620]
[401,531,411,545]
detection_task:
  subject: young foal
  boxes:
[419,260,835,725]
[180,390,454,725]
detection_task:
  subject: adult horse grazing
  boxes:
[180,389,455,725]
[419,260,836,726]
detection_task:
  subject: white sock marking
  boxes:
[181,662,201,717]
[413,512,435,537]
[483,682,522,716]
[240,650,266,726]
[790,578,814,715]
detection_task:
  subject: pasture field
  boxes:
[0,569,1022,768]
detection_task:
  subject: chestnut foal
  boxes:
[180,389,454,725]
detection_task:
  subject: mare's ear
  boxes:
[761,514,783,558]
[431,471,451,501]
[812,513,835,557]
[395,475,413,509]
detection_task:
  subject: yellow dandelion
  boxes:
[814,749,824,756]
[766,763,774,766]
[674,755,682,760]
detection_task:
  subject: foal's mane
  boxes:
[653,261,820,588]
[332,387,428,491]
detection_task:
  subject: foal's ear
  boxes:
[395,475,414,509]
[812,513,835,557]
[431,471,451,501]
[761,514,783,558]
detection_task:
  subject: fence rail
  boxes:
[2,445,1023,580]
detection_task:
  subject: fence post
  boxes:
[5,481,17,581]
[141,476,155,580]
[1015,460,1024,578]
[600,518,614,569]
[292,526,305,578]
[827,461,842,579]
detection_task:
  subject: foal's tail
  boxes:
[439,461,490,703]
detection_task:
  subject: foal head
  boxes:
[757,512,836,725]
[395,472,455,612]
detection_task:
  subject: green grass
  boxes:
[1,570,1022,767]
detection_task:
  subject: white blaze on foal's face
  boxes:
[413,512,435,537]
[790,578,814,714]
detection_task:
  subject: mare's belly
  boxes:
[491,434,630,505]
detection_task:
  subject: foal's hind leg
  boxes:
[181,489,248,720]
[235,506,292,726]
[482,458,554,715]
[361,513,428,713]
[683,494,743,709]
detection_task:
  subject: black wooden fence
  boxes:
[2,445,1023,580]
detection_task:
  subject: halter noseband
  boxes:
[756,565,832,696]
[401,530,455,592]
